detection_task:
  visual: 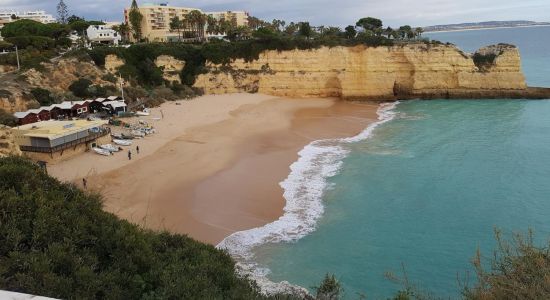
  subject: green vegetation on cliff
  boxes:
[0,157,283,299]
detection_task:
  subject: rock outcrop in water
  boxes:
[194,43,549,100]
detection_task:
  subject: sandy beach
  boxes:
[49,93,379,244]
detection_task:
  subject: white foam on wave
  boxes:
[216,101,400,295]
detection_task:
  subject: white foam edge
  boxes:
[216,101,400,296]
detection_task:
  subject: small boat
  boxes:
[121,133,135,140]
[136,108,151,116]
[93,147,111,156]
[111,133,123,139]
[100,144,120,152]
[113,139,132,146]
[131,130,145,138]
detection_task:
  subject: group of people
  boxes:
[128,145,140,160]
[83,145,141,189]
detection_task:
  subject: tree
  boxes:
[384,26,394,39]
[67,15,84,24]
[129,0,143,41]
[415,27,424,39]
[170,17,184,41]
[69,20,89,34]
[398,25,413,39]
[298,22,312,38]
[30,88,55,106]
[56,0,69,24]
[10,14,18,20]
[68,78,92,97]
[356,17,383,34]
[315,274,342,300]
[186,10,207,40]
[344,25,357,39]
[112,23,130,42]
[206,15,218,35]
[247,16,263,30]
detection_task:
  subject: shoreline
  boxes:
[217,102,399,294]
[425,24,550,34]
[48,94,379,245]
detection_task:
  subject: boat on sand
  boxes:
[93,147,111,156]
[113,139,132,146]
[100,144,120,152]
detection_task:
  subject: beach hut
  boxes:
[103,101,127,115]
[14,111,39,125]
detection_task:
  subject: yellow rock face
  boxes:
[105,54,125,73]
[194,44,527,99]
[0,125,22,157]
[154,55,186,83]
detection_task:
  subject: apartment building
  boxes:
[124,3,249,42]
[0,10,56,24]
[124,3,202,42]
[206,11,249,27]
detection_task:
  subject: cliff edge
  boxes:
[194,43,548,100]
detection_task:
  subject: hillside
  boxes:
[0,156,295,299]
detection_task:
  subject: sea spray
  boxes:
[217,102,400,295]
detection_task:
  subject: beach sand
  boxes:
[49,94,379,244]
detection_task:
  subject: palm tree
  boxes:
[415,27,424,39]
[170,16,183,41]
[185,10,207,41]
[206,15,218,35]
[112,22,130,42]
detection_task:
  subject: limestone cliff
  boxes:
[155,55,186,83]
[194,44,538,100]
[24,57,111,92]
[0,125,22,157]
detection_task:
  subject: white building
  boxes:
[0,10,56,24]
[86,25,121,45]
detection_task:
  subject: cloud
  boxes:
[0,0,548,27]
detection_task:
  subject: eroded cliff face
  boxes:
[194,44,528,100]
[24,58,111,92]
[155,55,186,83]
[0,125,22,157]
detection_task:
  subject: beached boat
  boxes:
[113,139,132,146]
[100,144,120,152]
[121,133,135,140]
[92,147,111,156]
[131,130,145,138]
[136,108,151,116]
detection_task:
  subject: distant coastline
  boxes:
[424,21,550,33]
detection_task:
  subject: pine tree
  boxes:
[56,0,68,24]
[129,0,143,41]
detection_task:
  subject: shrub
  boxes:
[30,88,55,106]
[0,41,13,51]
[68,78,92,97]
[0,156,277,299]
[101,73,117,83]
[0,108,17,127]
[151,86,178,101]
[473,53,497,71]
[4,36,56,50]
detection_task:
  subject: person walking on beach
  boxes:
[82,178,87,189]
[136,145,140,154]
[128,150,132,160]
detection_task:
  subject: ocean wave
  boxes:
[216,101,400,295]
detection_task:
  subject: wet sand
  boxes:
[49,94,379,244]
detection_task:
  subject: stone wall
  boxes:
[194,44,528,100]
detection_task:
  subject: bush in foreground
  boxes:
[0,157,278,299]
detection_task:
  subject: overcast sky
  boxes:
[1,0,549,27]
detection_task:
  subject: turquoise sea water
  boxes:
[222,27,550,299]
